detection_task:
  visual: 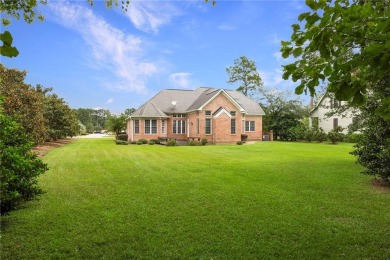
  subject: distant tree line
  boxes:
[76,107,134,135]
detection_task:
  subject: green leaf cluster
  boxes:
[0,31,19,57]
[281,0,390,119]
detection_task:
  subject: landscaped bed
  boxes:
[1,139,389,259]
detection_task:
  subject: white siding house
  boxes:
[309,95,357,133]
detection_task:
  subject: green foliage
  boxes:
[284,1,390,180]
[138,139,148,144]
[262,92,308,141]
[149,141,155,145]
[94,125,103,133]
[136,140,143,145]
[236,141,243,145]
[115,140,128,145]
[344,133,362,143]
[76,108,93,128]
[290,123,307,141]
[85,122,94,133]
[188,140,201,146]
[130,141,137,144]
[201,138,208,146]
[76,108,110,131]
[0,31,19,57]
[165,140,177,146]
[150,139,160,144]
[0,98,47,214]
[226,56,264,97]
[0,65,47,143]
[0,66,79,143]
[43,92,80,141]
[328,126,344,144]
[106,114,127,137]
[1,0,46,58]
[351,95,390,184]
[304,129,315,143]
[79,122,87,135]
[314,128,327,143]
[116,134,128,141]
[123,108,136,116]
[282,0,390,119]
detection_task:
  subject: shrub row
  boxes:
[293,127,362,144]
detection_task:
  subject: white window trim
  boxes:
[245,121,256,132]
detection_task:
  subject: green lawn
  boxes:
[1,139,389,259]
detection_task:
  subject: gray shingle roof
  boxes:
[226,90,265,115]
[130,87,265,117]
[130,102,168,118]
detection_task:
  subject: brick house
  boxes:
[126,87,265,144]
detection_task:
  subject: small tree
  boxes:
[106,114,127,137]
[226,56,263,97]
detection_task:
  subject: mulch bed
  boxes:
[32,138,76,157]
[371,179,390,192]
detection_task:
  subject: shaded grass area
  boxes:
[1,139,389,259]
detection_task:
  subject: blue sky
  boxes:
[2,0,309,113]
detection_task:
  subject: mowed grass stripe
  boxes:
[1,139,389,259]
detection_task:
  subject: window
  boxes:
[330,98,341,109]
[173,113,185,118]
[152,120,157,134]
[173,120,186,134]
[161,120,166,134]
[245,121,255,132]
[333,118,338,130]
[145,119,157,134]
[134,120,139,134]
[205,110,211,116]
[311,117,319,130]
[231,119,236,134]
[230,111,236,117]
[205,118,211,134]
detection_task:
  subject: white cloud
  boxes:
[290,0,304,10]
[125,1,181,33]
[169,72,192,89]
[218,24,238,31]
[273,51,283,62]
[106,98,114,104]
[48,1,158,93]
[259,69,296,91]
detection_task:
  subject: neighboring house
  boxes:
[309,95,358,133]
[126,87,265,144]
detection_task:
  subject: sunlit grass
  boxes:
[1,139,389,259]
